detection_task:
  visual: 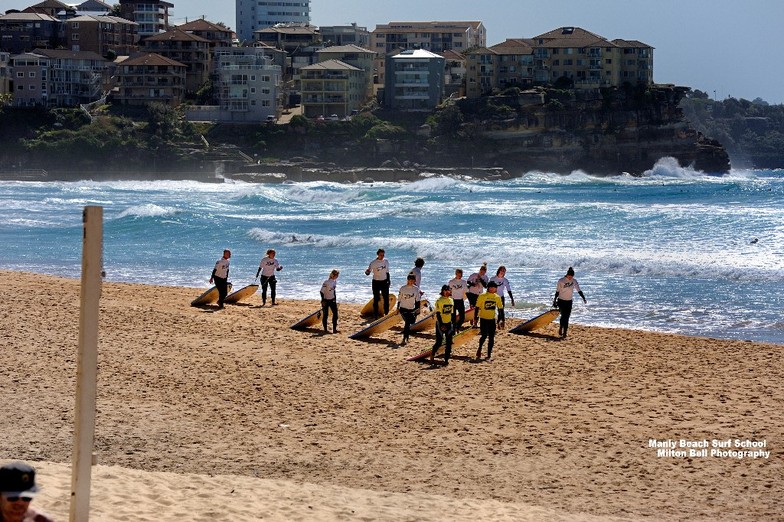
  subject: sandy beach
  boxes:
[1,270,782,521]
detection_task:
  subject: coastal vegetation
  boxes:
[3,84,780,176]
[681,91,784,168]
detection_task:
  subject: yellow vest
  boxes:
[475,292,503,320]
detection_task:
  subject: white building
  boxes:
[185,46,282,123]
[235,0,311,43]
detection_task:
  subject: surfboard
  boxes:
[224,284,259,304]
[509,309,560,334]
[349,310,402,339]
[412,306,474,333]
[290,309,322,330]
[407,326,480,362]
[409,311,435,332]
[190,283,232,307]
[359,294,397,318]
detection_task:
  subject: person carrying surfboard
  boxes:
[553,267,586,338]
[430,285,456,366]
[466,263,488,308]
[256,249,283,306]
[365,248,390,319]
[489,265,515,329]
[209,249,231,309]
[320,269,340,334]
[473,281,503,361]
[397,273,421,346]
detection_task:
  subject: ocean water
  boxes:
[1,158,782,344]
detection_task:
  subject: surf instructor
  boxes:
[209,249,231,309]
[553,267,586,338]
[256,249,283,306]
[365,248,390,319]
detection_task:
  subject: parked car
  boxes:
[328,114,340,121]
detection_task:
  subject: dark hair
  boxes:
[415,257,425,268]
[441,284,451,294]
[567,267,575,276]
[377,248,385,255]
[407,272,416,280]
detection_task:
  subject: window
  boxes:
[72,22,79,29]
[29,71,35,78]
[606,59,612,64]
[72,34,79,40]
[17,72,24,78]
[250,75,256,81]
[250,87,256,93]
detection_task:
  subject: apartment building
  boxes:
[253,23,319,53]
[0,51,11,96]
[23,0,76,19]
[439,49,466,97]
[9,51,49,106]
[301,59,364,118]
[176,18,234,50]
[383,49,445,111]
[75,0,112,16]
[316,44,375,100]
[143,28,210,93]
[65,15,138,55]
[465,27,654,97]
[34,48,107,106]
[0,12,61,54]
[320,23,370,48]
[119,0,173,38]
[371,21,484,85]
[235,0,310,43]
[114,52,185,106]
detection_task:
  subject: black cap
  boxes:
[0,462,40,496]
[487,281,498,288]
[441,284,451,293]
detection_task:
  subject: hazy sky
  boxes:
[5,0,783,103]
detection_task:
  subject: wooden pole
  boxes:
[70,206,103,522]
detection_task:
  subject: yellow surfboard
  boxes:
[509,309,560,334]
[225,284,259,304]
[191,283,232,307]
[290,308,322,330]
[359,294,397,318]
[349,310,402,339]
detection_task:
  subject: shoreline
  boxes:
[2,271,782,520]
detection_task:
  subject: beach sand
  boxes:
[1,271,782,521]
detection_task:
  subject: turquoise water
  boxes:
[2,158,782,343]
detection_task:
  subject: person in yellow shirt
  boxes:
[430,285,456,366]
[472,281,503,361]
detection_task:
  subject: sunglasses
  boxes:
[4,496,33,502]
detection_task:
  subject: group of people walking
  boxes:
[207,248,587,364]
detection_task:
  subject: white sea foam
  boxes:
[116,203,178,219]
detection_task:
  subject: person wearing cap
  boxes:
[430,285,456,365]
[396,273,421,346]
[489,265,515,329]
[473,281,504,361]
[466,263,489,308]
[256,248,284,306]
[320,269,340,333]
[209,248,231,309]
[0,461,53,522]
[365,248,391,318]
[447,268,468,328]
[553,266,587,338]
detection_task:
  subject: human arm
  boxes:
[508,290,515,307]
[552,291,559,308]
[210,268,216,283]
[578,290,586,303]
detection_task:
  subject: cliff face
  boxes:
[424,85,732,175]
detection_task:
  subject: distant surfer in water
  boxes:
[320,269,340,334]
[489,265,515,329]
[553,267,586,338]
[256,249,283,306]
[365,248,390,318]
[466,263,489,308]
[448,268,468,328]
[209,249,231,309]
[397,273,421,346]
